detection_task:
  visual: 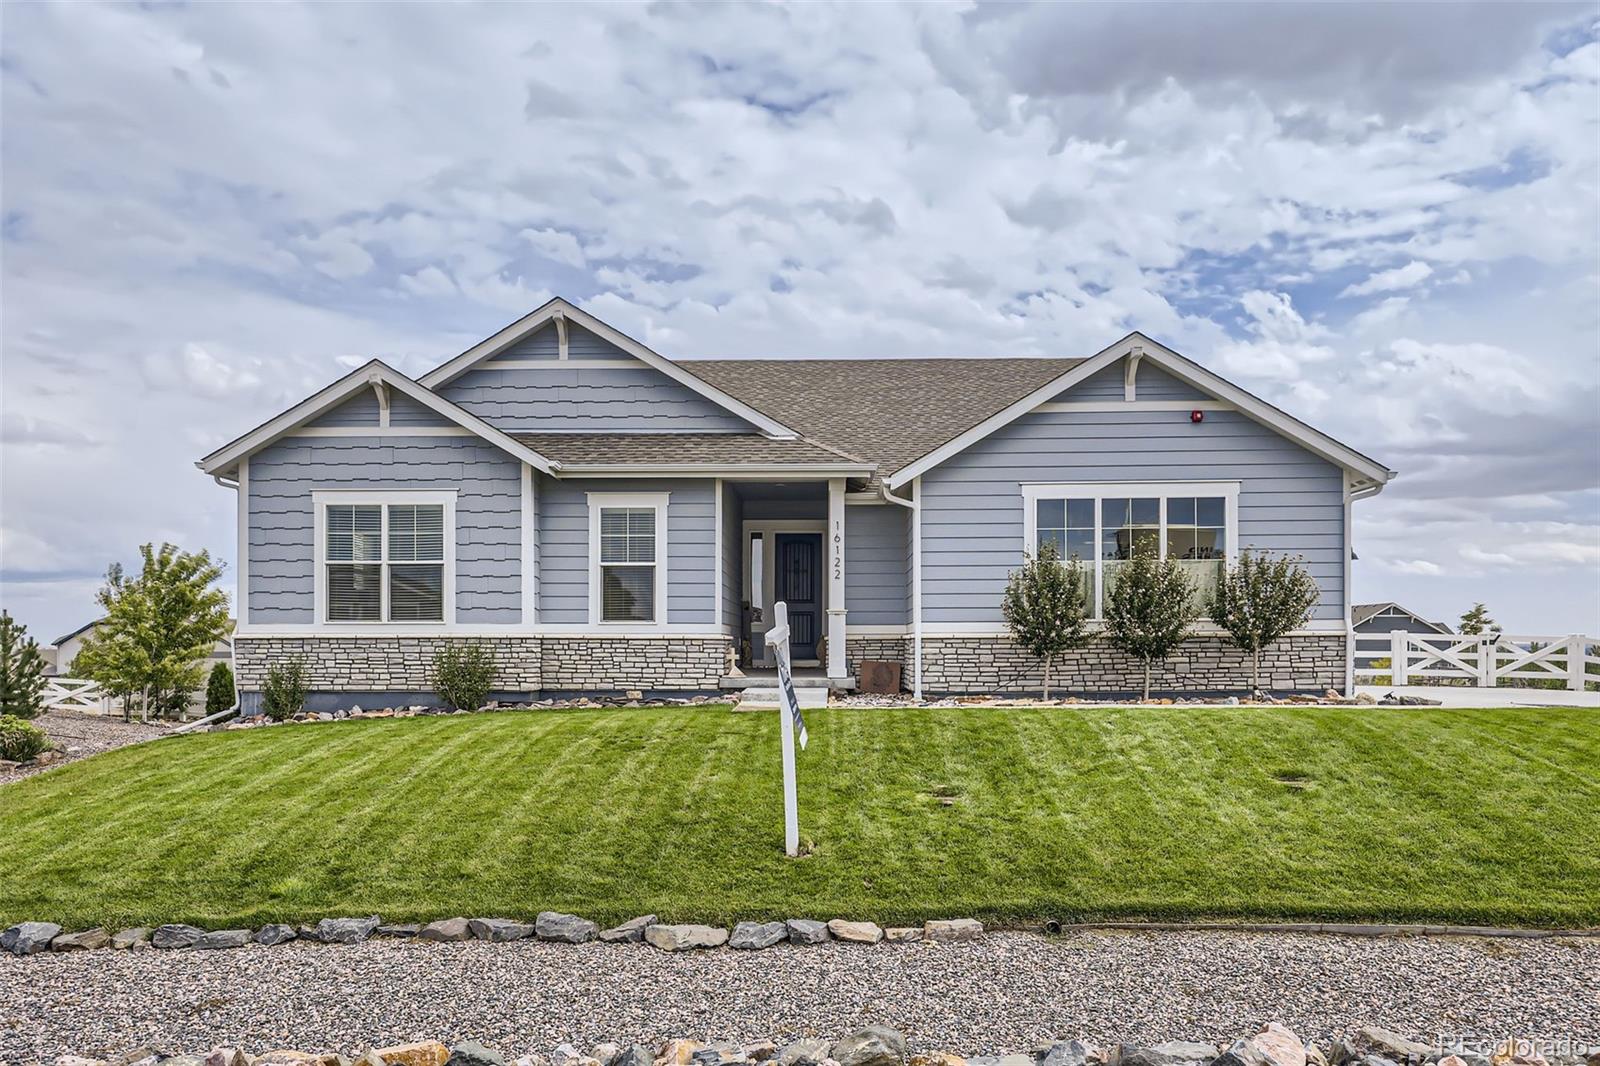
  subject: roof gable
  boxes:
[418,298,796,439]
[883,333,1395,490]
[196,360,559,477]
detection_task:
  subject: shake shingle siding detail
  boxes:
[535,475,717,626]
[246,435,523,624]
[920,406,1346,626]
[441,366,751,433]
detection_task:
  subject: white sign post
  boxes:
[764,601,808,857]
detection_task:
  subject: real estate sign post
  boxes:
[765,601,806,856]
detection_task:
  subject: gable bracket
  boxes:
[1124,346,1144,402]
[369,375,391,428]
[554,311,569,360]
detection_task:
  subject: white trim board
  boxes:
[311,489,458,628]
[287,426,475,438]
[197,360,558,477]
[886,332,1395,490]
[234,625,729,639]
[418,297,798,440]
[587,490,671,627]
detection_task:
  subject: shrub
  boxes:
[433,643,497,711]
[0,714,49,762]
[0,612,47,720]
[261,660,308,721]
[205,661,236,717]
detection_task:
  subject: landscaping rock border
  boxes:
[31,1021,1600,1066]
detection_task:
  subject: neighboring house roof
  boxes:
[419,298,798,440]
[196,360,559,477]
[1352,602,1452,633]
[687,357,1083,488]
[512,432,872,472]
[53,617,104,647]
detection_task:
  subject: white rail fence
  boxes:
[1353,632,1598,691]
[40,677,120,715]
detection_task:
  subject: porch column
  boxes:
[826,477,848,680]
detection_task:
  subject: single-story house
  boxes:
[199,298,1395,710]
[1352,602,1452,636]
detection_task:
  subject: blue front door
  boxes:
[775,533,822,661]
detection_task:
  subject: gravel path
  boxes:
[0,711,171,784]
[1,930,1594,1062]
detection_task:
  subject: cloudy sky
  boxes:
[2,1,1598,643]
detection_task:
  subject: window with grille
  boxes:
[1024,483,1236,618]
[323,501,446,622]
[598,506,657,622]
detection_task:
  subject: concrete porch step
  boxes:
[734,686,831,709]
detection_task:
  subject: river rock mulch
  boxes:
[1,931,1595,1064]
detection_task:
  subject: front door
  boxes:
[774,533,823,661]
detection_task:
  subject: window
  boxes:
[1023,482,1237,617]
[589,493,668,624]
[317,493,453,624]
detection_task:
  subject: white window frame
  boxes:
[312,490,457,626]
[587,491,670,626]
[1021,481,1240,619]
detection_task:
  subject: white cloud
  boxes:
[1341,260,1434,298]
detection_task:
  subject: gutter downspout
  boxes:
[1344,477,1388,696]
[212,472,243,712]
[881,481,922,700]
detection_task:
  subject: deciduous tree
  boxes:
[1103,545,1200,701]
[1210,550,1321,696]
[1002,542,1091,700]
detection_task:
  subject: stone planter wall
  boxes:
[234,634,733,709]
[920,633,1347,695]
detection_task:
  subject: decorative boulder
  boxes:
[469,917,535,942]
[729,921,788,950]
[447,1043,508,1066]
[775,1040,833,1066]
[827,919,884,944]
[832,1028,907,1066]
[374,1042,451,1066]
[1039,1042,1099,1066]
[644,924,728,951]
[420,918,474,943]
[315,915,381,943]
[923,918,982,943]
[255,924,297,946]
[598,915,658,944]
[196,929,253,950]
[207,1047,250,1066]
[2,921,63,956]
[111,927,152,950]
[376,924,421,938]
[611,1047,652,1066]
[151,924,206,950]
[785,919,830,945]
[52,927,110,951]
[536,911,598,944]
[1114,1044,1222,1066]
[883,927,922,943]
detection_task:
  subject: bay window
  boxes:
[315,492,455,624]
[1022,482,1237,617]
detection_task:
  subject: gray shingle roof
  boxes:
[514,433,869,468]
[683,358,1084,484]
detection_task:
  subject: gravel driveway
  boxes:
[0,711,171,784]
[1,930,1594,1062]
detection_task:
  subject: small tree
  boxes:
[0,612,47,720]
[261,660,308,721]
[433,643,497,711]
[1210,550,1321,696]
[1103,545,1200,701]
[1002,541,1091,700]
[205,661,236,717]
[73,545,231,720]
[1459,603,1501,636]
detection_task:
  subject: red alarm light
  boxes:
[1190,409,1205,424]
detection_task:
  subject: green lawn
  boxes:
[2,705,1596,931]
